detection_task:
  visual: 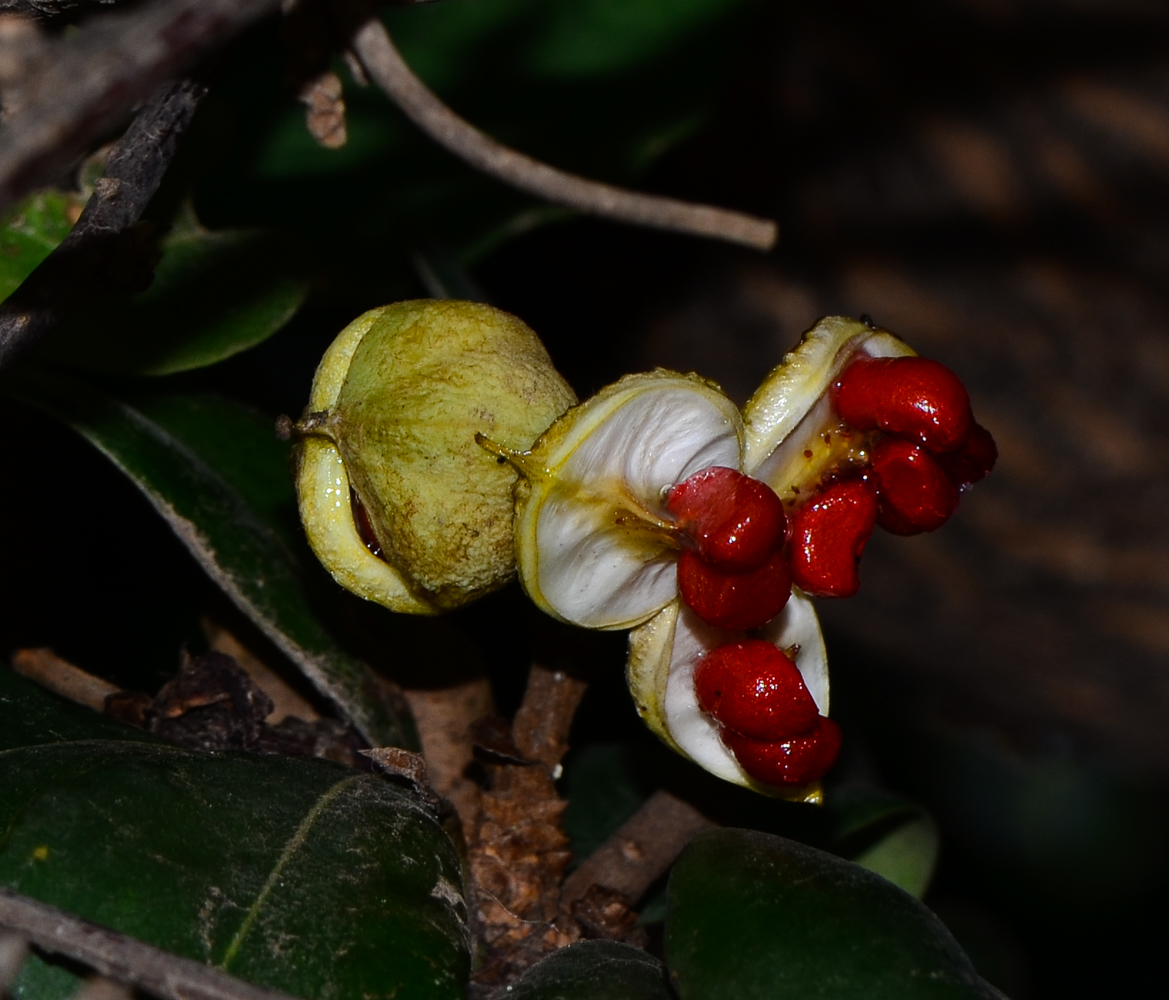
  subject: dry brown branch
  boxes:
[0,887,303,1000]
[0,75,206,368]
[73,977,133,1000]
[0,0,278,216]
[559,790,714,912]
[11,647,118,711]
[346,14,778,251]
[298,69,347,148]
[202,618,319,725]
[0,1,118,17]
[0,929,29,993]
[467,664,587,988]
[403,680,494,832]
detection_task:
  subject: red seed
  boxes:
[833,356,972,453]
[677,546,791,630]
[722,716,842,787]
[787,479,878,598]
[694,640,820,740]
[936,421,997,488]
[869,438,959,535]
[666,467,786,573]
[350,488,386,560]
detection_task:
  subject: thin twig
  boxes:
[346,14,778,251]
[403,680,494,832]
[0,930,28,995]
[0,887,303,1000]
[0,75,205,369]
[11,648,119,712]
[0,0,278,216]
[73,978,134,1000]
[559,790,714,912]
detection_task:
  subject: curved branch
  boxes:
[0,888,302,1000]
[0,76,205,370]
[348,17,778,252]
[0,0,280,216]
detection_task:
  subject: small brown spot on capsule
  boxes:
[804,449,814,459]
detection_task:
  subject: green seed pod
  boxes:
[296,300,576,613]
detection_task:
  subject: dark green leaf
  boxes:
[0,672,467,1000]
[42,226,310,376]
[666,829,1006,1000]
[0,191,82,303]
[4,371,414,750]
[187,0,760,307]
[525,0,752,78]
[562,744,647,865]
[503,941,673,1000]
[128,392,303,551]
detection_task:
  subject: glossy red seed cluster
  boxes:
[666,350,992,791]
[667,468,790,629]
[694,640,840,787]
[786,354,996,596]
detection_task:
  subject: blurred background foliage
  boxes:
[3,0,1169,998]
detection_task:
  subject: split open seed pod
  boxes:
[743,315,915,502]
[295,300,576,613]
[505,317,920,798]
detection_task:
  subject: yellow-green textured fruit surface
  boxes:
[299,300,576,611]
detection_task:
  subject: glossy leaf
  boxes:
[5,371,414,750]
[503,941,673,1000]
[0,191,81,303]
[666,829,1006,1000]
[129,392,304,551]
[41,225,310,376]
[0,668,467,1000]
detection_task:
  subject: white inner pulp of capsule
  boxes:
[532,383,741,629]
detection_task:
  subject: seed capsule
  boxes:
[295,300,576,612]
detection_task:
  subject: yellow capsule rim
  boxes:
[296,307,439,615]
[742,316,915,477]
